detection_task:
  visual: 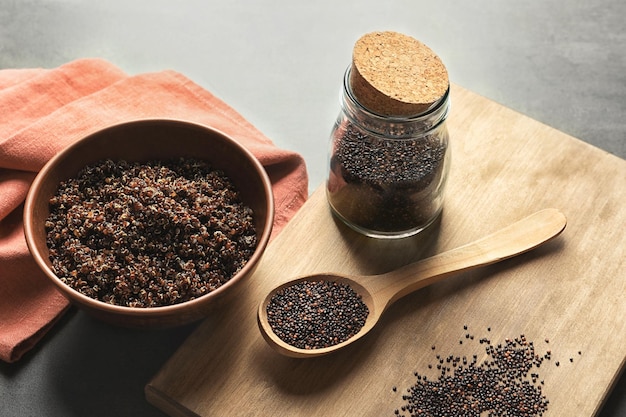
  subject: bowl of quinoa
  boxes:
[24,119,274,327]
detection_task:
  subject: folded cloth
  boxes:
[0,58,309,363]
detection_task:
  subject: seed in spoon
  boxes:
[265,280,369,350]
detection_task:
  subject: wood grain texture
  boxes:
[146,84,626,417]
[257,209,567,359]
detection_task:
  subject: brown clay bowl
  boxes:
[24,119,274,327]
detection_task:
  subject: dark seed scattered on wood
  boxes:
[392,327,581,417]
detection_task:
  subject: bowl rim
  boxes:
[23,118,275,316]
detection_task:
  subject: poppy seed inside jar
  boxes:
[44,158,257,308]
[327,117,448,234]
[266,280,369,350]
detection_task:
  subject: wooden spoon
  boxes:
[257,209,566,358]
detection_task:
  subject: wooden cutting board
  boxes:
[146,84,626,417]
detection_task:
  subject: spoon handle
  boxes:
[372,209,566,308]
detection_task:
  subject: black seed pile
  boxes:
[45,158,257,308]
[327,121,447,233]
[265,280,369,350]
[393,327,579,417]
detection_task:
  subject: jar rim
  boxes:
[342,66,450,124]
[339,67,450,139]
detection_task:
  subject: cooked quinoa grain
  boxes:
[45,158,257,307]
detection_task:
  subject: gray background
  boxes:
[1,0,624,416]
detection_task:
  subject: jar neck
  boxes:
[341,66,450,138]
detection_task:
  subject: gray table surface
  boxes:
[1,1,624,416]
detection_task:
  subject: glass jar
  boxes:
[326,67,451,239]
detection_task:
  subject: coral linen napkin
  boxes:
[0,58,308,363]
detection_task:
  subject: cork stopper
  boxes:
[350,31,449,117]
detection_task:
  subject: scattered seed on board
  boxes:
[393,327,580,417]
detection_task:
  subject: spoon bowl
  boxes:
[258,209,567,358]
